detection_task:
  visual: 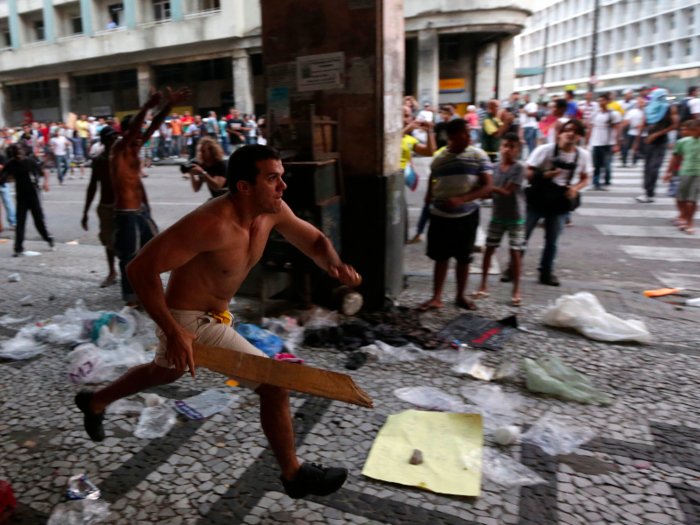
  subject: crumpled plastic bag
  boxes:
[47,499,111,525]
[460,384,522,417]
[134,405,177,439]
[301,307,338,329]
[0,325,45,360]
[106,398,145,415]
[394,386,470,412]
[173,390,239,419]
[542,292,651,343]
[363,341,425,363]
[521,412,596,456]
[66,342,153,385]
[236,323,284,357]
[461,448,546,488]
[452,352,495,381]
[523,354,614,406]
[262,316,304,353]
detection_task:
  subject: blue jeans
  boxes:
[523,127,537,156]
[592,145,613,186]
[0,183,16,226]
[525,209,567,274]
[113,208,158,302]
[220,135,230,154]
[416,202,431,235]
[55,155,69,183]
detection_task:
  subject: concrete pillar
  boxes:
[0,84,6,128]
[124,0,136,30]
[42,0,56,43]
[417,28,439,107]
[475,42,498,104]
[499,36,516,100]
[79,0,93,36]
[233,49,254,115]
[137,64,154,107]
[58,74,71,123]
[8,0,21,50]
[170,0,183,21]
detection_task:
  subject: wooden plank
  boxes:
[193,342,374,409]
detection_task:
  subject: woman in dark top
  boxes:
[189,136,228,199]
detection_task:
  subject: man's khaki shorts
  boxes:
[154,309,266,390]
[97,203,114,250]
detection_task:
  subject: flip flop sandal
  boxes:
[99,278,118,288]
[511,297,523,306]
[456,299,478,311]
[470,291,490,299]
[418,302,444,312]
[685,228,696,235]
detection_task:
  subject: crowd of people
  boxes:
[403,85,700,305]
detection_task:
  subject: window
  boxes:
[86,73,112,92]
[251,53,263,76]
[108,4,123,26]
[2,30,10,47]
[117,69,137,89]
[72,15,83,34]
[651,46,656,61]
[154,63,185,84]
[670,14,675,30]
[29,81,51,99]
[9,85,23,103]
[153,0,171,21]
[652,19,657,34]
[690,8,695,28]
[439,35,460,62]
[195,0,220,12]
[667,43,673,59]
[34,20,45,41]
[198,58,226,81]
[687,39,693,56]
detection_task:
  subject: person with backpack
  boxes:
[678,86,700,124]
[586,93,622,190]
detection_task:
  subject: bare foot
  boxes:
[456,297,478,310]
[418,298,444,311]
[126,301,140,308]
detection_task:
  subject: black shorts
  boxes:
[427,211,480,264]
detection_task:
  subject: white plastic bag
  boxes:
[363,341,425,363]
[461,448,546,488]
[262,316,304,353]
[452,352,495,381]
[66,342,151,385]
[542,292,651,343]
[47,499,111,525]
[0,326,45,359]
[460,384,522,417]
[521,413,596,456]
[106,398,145,415]
[173,390,239,419]
[134,405,177,439]
[393,386,470,412]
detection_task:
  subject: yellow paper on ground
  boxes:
[361,410,483,496]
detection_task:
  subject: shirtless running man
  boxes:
[110,87,191,306]
[75,144,362,499]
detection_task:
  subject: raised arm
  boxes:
[143,87,192,144]
[126,213,226,376]
[273,201,361,286]
[119,90,162,150]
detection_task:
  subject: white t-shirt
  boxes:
[246,119,257,138]
[620,99,637,112]
[88,122,99,140]
[520,102,539,129]
[417,110,434,122]
[527,143,593,187]
[624,108,644,136]
[689,98,700,117]
[49,136,70,156]
[589,110,622,146]
[547,117,570,144]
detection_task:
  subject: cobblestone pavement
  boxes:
[2,164,700,524]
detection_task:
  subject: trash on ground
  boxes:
[141,393,167,407]
[523,354,614,406]
[344,350,366,370]
[105,398,145,415]
[134,405,177,439]
[686,297,700,307]
[236,323,284,357]
[66,343,153,385]
[0,314,31,325]
[462,448,546,488]
[299,307,338,329]
[363,341,425,363]
[493,425,521,446]
[226,379,239,387]
[409,449,423,465]
[495,361,519,380]
[542,292,652,344]
[333,285,364,316]
[67,474,100,500]
[7,273,20,282]
[521,412,596,456]
[20,295,32,306]
[428,349,475,365]
[22,251,41,256]
[361,305,450,349]
[518,326,549,337]
[394,386,470,412]
[275,353,304,364]
[452,352,495,381]
[0,326,46,360]
[47,499,110,525]
[85,312,135,342]
[362,410,483,496]
[643,288,681,298]
[262,316,303,353]
[438,313,518,350]
[0,479,16,517]
[460,384,522,417]
[173,390,238,420]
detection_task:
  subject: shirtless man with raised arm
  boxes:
[110,87,192,306]
[75,144,362,499]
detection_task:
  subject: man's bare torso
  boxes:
[164,196,276,313]
[110,141,144,210]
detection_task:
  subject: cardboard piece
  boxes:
[193,342,373,408]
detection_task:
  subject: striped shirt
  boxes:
[430,146,493,218]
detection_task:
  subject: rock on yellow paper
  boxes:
[362,410,483,496]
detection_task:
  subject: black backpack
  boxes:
[679,98,693,123]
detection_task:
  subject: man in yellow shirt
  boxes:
[607,91,625,116]
[76,115,90,158]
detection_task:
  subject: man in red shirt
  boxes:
[180,110,194,127]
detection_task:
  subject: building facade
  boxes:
[0,0,532,126]
[516,0,700,97]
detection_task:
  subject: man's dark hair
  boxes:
[120,113,136,132]
[688,86,698,97]
[555,99,568,111]
[598,93,610,101]
[561,119,586,137]
[6,144,19,159]
[565,90,574,98]
[227,145,281,192]
[445,118,468,136]
[502,132,521,144]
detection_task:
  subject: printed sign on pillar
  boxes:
[296,52,345,92]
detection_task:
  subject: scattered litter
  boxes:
[67,474,100,500]
[336,288,363,316]
[0,326,45,360]
[523,354,614,406]
[393,386,469,412]
[105,398,145,415]
[542,292,652,344]
[275,353,304,364]
[428,349,475,365]
[493,426,521,446]
[141,393,166,407]
[495,361,519,380]
[47,499,110,525]
[22,251,41,256]
[0,479,16,516]
[173,390,238,420]
[85,313,135,343]
[460,384,521,417]
[66,240,80,245]
[226,379,239,387]
[518,326,548,337]
[344,350,367,370]
[300,307,338,329]
[438,313,518,350]
[0,314,31,325]
[237,323,284,357]
[452,352,495,381]
[643,288,681,298]
[20,295,32,306]
[363,341,425,363]
[7,273,20,282]
[262,316,303,353]
[686,298,700,307]
[66,343,152,385]
[521,413,596,456]
[462,448,546,488]
[409,449,423,465]
[134,405,177,439]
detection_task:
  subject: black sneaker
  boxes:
[75,391,105,442]
[539,272,560,287]
[344,351,367,371]
[281,462,348,499]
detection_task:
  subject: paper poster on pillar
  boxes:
[296,52,345,92]
[267,87,290,120]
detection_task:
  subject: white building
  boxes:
[516,0,700,97]
[0,0,532,126]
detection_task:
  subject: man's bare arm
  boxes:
[273,202,361,286]
[81,164,100,230]
[119,91,162,150]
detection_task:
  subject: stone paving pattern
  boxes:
[2,241,700,525]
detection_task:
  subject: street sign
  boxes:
[538,87,548,96]
[589,75,598,85]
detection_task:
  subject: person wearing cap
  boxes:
[417,103,434,123]
[88,117,99,144]
[82,126,120,287]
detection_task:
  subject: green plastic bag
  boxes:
[523,354,614,406]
